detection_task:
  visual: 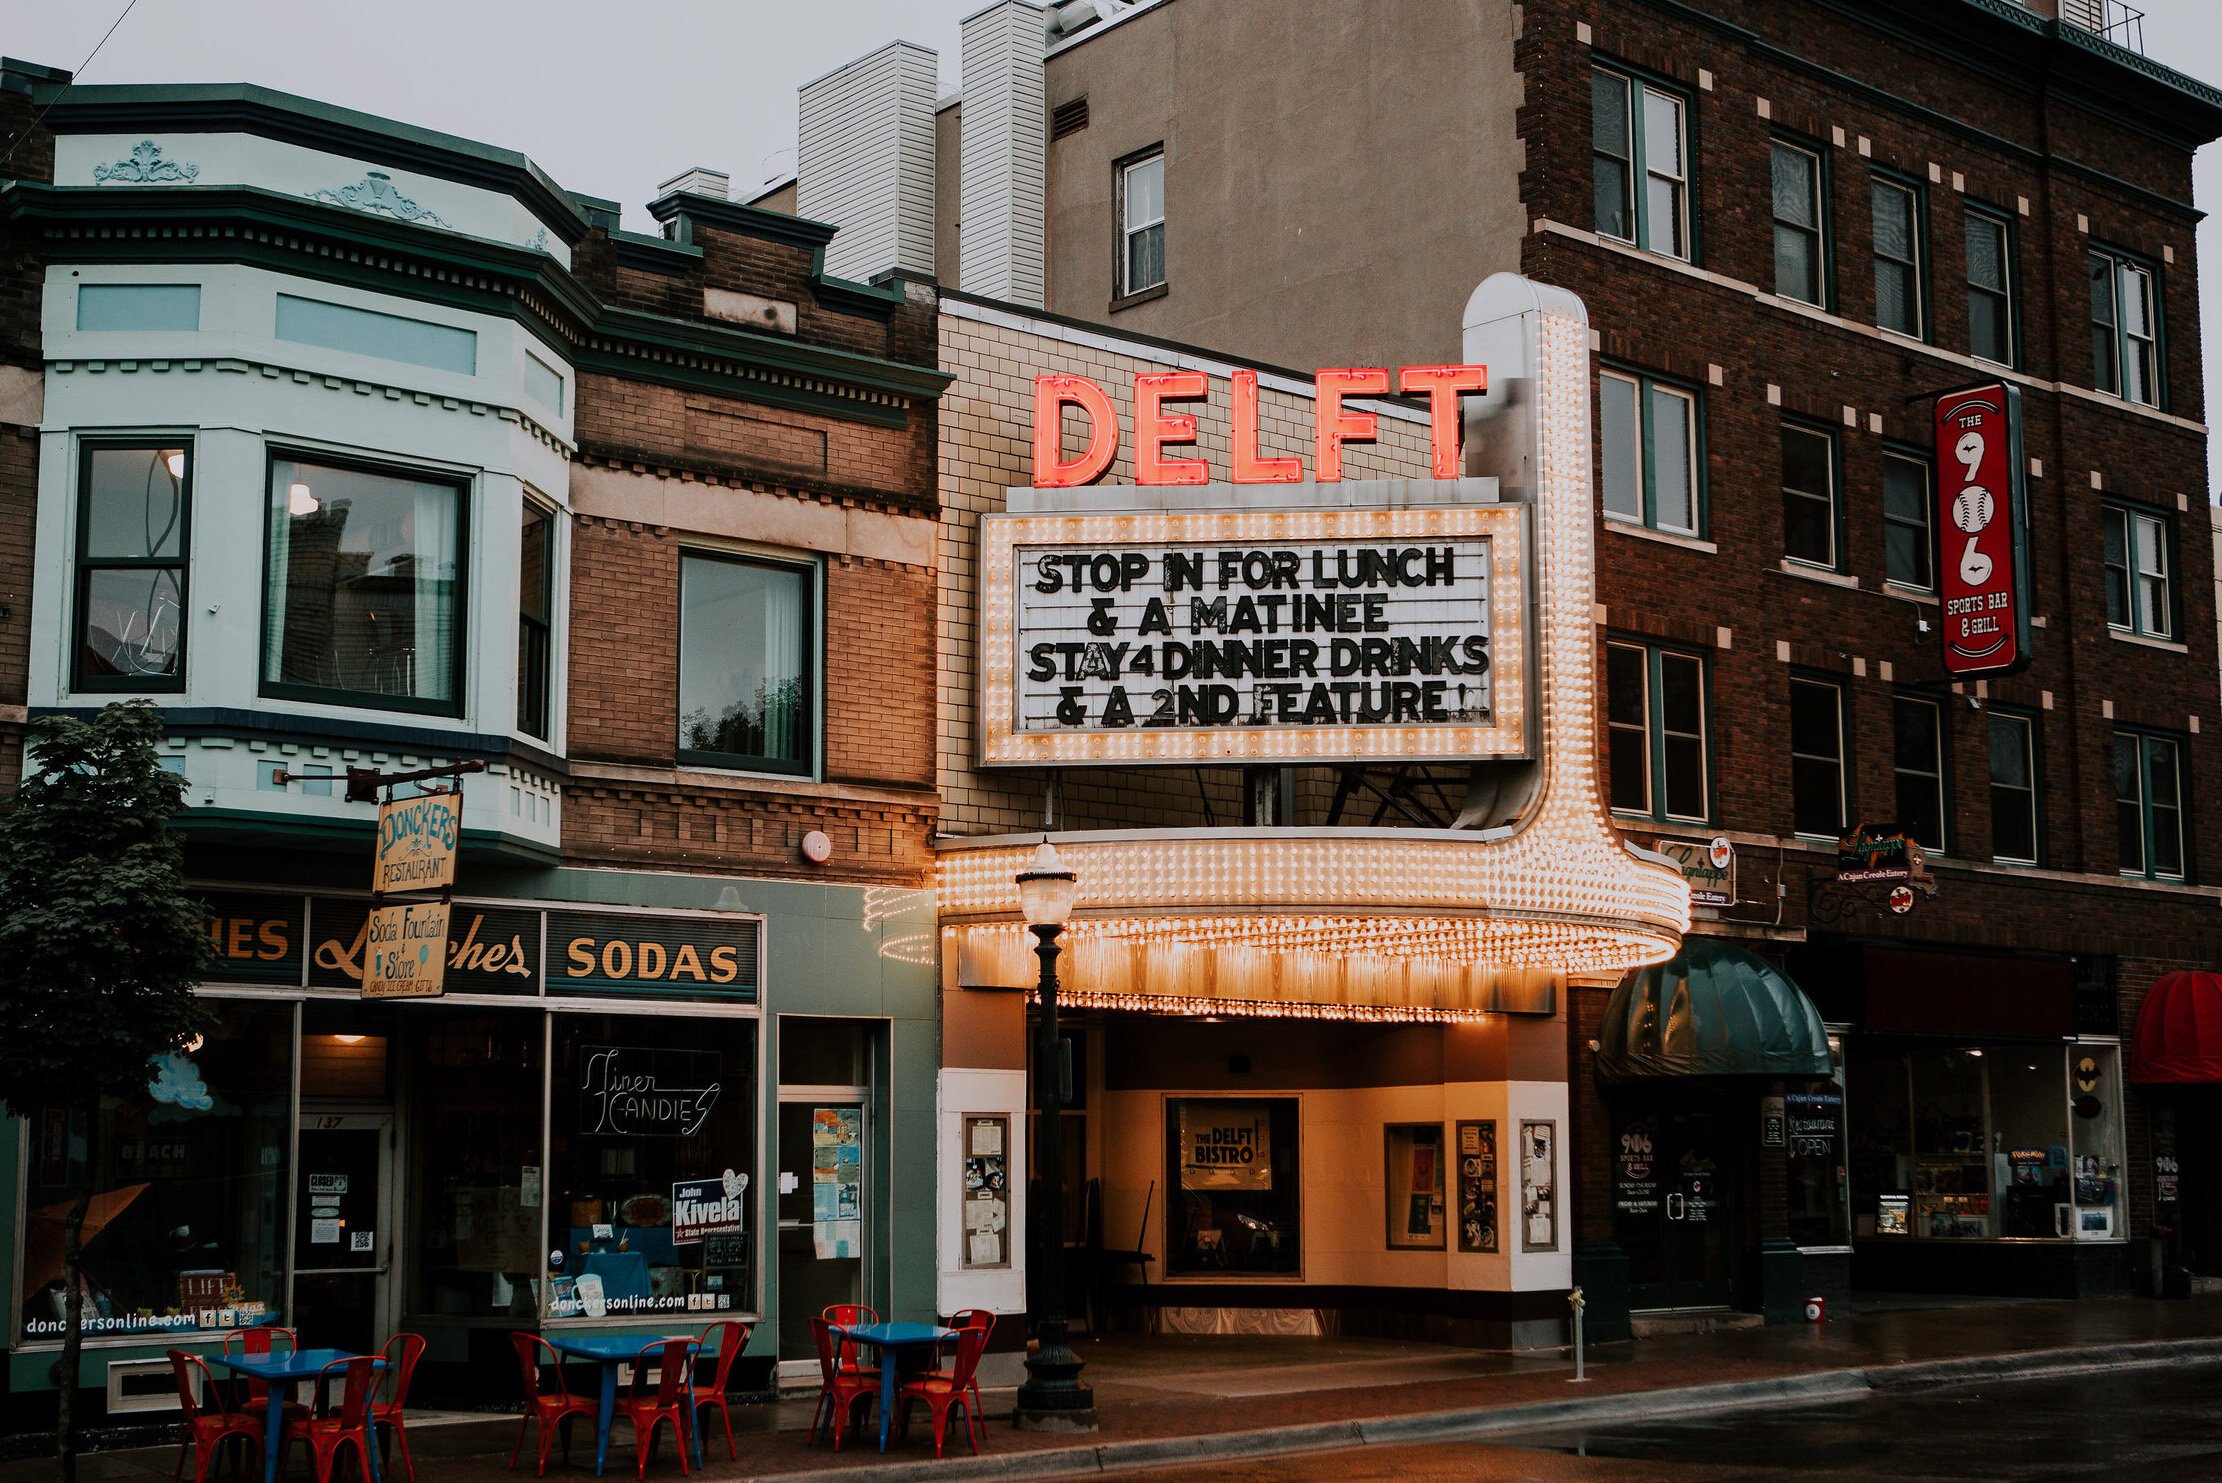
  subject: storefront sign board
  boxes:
[313,900,541,996]
[1612,1119,1659,1218]
[360,901,450,999]
[372,791,459,894]
[979,500,1530,766]
[1653,838,1734,907]
[1179,1102,1273,1191]
[199,892,307,984]
[548,911,758,1000]
[1835,823,1928,884]
[1932,381,2032,679]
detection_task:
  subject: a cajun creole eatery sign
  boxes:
[197,891,759,1002]
[982,365,1527,767]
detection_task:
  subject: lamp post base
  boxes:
[1012,1319,1097,1432]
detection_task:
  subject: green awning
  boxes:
[1596,937,1830,1082]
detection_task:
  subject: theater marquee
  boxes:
[979,500,1530,766]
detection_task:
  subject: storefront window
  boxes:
[546,1013,759,1319]
[1165,1098,1300,1275]
[19,1001,293,1342]
[403,1010,545,1322]
[1384,1124,1446,1250]
[1847,1041,2125,1243]
[1785,1082,1849,1248]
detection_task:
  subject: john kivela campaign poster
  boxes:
[979,504,1530,766]
[1181,1102,1272,1192]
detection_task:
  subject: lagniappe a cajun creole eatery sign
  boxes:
[197,891,761,1003]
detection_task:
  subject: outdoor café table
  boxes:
[543,1332,702,1476]
[834,1322,956,1453]
[211,1347,385,1483]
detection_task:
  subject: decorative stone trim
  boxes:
[93,139,200,184]
[307,170,450,227]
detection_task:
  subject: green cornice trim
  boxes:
[3,181,948,424]
[610,228,702,274]
[649,190,838,250]
[31,80,595,245]
[171,807,561,865]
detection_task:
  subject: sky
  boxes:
[8,0,2222,477]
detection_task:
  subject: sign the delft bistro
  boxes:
[982,364,1527,767]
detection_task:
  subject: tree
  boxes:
[0,704,211,1481]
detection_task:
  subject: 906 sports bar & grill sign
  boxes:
[981,366,1527,766]
[1933,381,2032,679]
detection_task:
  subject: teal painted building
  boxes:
[0,57,946,1417]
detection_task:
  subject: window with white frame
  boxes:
[2115,730,2185,881]
[1117,150,1165,297]
[1605,640,1709,824]
[1988,710,2039,865]
[1871,177,1924,338]
[1599,368,1700,535]
[1893,694,1947,854]
[1882,451,1933,591]
[1781,423,1838,570]
[677,550,816,775]
[1788,675,1847,838]
[1965,208,2015,365]
[2090,249,2159,406]
[1592,69,1690,259]
[2102,503,2174,640]
[1772,140,1825,306]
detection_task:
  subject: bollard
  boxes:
[1569,1285,1587,1382]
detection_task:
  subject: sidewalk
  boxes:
[24,1294,2222,1483]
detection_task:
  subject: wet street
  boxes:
[1114,1360,2222,1481]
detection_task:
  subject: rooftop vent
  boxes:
[656,167,731,201]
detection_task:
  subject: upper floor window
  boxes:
[2116,730,2185,881]
[678,551,816,776]
[2090,248,2160,406]
[1598,368,1701,536]
[1605,639,1709,824]
[1117,150,1166,297]
[1788,675,1848,838]
[1989,710,2039,866]
[1964,208,2015,366]
[75,443,190,692]
[1893,694,1947,854]
[1780,423,1838,570]
[1771,140,1826,306]
[262,454,465,715]
[2102,502,2174,640]
[1882,450,1933,591]
[1871,177,1924,338]
[1592,69,1689,259]
[517,499,556,740]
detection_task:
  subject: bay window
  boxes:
[75,443,191,691]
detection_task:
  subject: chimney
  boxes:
[656,166,731,201]
[958,0,1048,307]
[798,41,939,282]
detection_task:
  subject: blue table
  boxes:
[211,1348,385,1483]
[544,1333,701,1476]
[835,1323,955,1452]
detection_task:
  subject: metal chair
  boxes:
[507,1332,594,1477]
[615,1338,695,1479]
[691,1320,752,1462]
[372,1332,426,1482]
[166,1350,263,1483]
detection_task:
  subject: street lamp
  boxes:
[1012,840,1096,1432]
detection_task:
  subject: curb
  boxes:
[754,1333,2222,1483]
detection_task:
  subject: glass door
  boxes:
[775,1099,867,1362]
[292,1110,395,1353]
[1615,1105,1733,1311]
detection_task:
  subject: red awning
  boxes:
[2131,972,2222,1084]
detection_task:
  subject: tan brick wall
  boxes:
[935,303,1436,835]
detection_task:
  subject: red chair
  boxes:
[897,1325,989,1460]
[222,1326,308,1425]
[167,1350,263,1483]
[821,1303,879,1371]
[614,1339,695,1479]
[508,1332,595,1477]
[943,1310,995,1447]
[806,1317,879,1452]
[372,1332,426,1483]
[691,1320,752,1462]
[281,1357,379,1483]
